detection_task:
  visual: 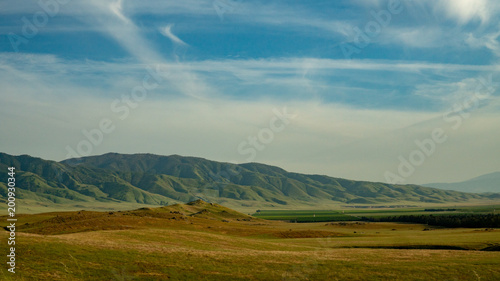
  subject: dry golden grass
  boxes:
[1,201,499,280]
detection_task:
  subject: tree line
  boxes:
[362,214,500,228]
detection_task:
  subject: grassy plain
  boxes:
[1,201,499,280]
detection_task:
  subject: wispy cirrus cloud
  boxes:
[2,0,498,58]
[84,0,163,63]
[160,24,188,46]
[79,0,213,100]
[109,0,130,24]
[180,58,499,76]
[466,30,500,57]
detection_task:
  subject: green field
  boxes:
[253,205,500,222]
[253,210,358,222]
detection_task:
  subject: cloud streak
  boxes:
[436,0,492,24]
[161,24,188,46]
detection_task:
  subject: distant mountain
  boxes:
[424,172,500,193]
[0,152,498,213]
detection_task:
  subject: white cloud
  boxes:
[466,30,500,57]
[436,0,492,24]
[382,27,444,48]
[179,57,498,77]
[109,0,129,24]
[160,24,188,46]
[413,76,496,108]
[78,0,213,100]
[3,0,499,56]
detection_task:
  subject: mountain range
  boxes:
[425,172,500,194]
[0,152,498,213]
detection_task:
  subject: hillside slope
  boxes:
[63,153,496,203]
[0,152,498,213]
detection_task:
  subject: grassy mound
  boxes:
[13,200,257,235]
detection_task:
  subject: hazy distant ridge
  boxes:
[425,172,500,193]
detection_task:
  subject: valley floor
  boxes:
[1,203,499,280]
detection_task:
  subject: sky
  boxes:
[0,0,499,185]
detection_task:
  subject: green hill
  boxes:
[0,152,498,213]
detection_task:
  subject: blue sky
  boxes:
[1,0,499,184]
